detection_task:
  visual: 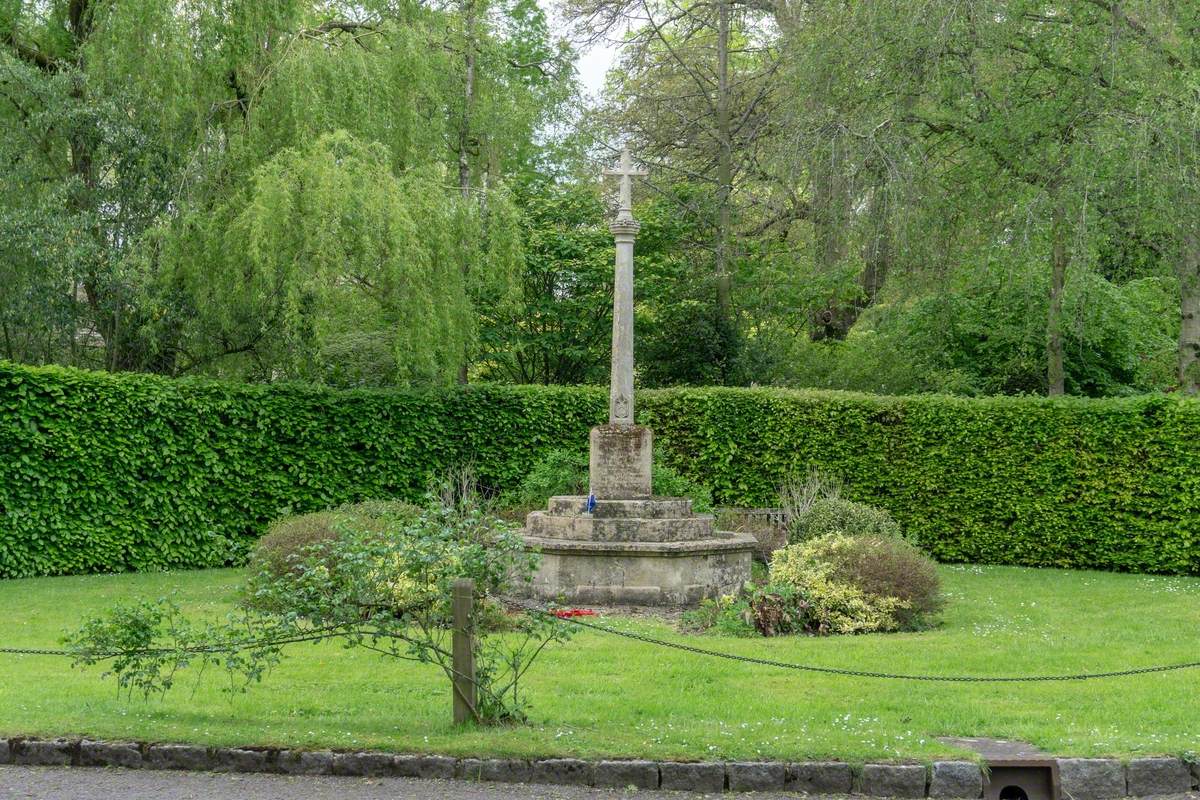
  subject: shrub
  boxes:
[679,594,757,637]
[651,462,714,513]
[797,533,943,629]
[504,449,588,510]
[780,468,843,523]
[6,360,1200,577]
[787,497,903,543]
[766,533,943,634]
[73,502,571,724]
[248,500,422,583]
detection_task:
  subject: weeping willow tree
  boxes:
[153,132,486,383]
[0,0,570,382]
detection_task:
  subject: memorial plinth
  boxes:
[523,495,755,606]
[520,147,753,606]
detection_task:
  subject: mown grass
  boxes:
[1,564,1198,763]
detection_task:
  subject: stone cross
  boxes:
[603,147,648,224]
[602,147,647,426]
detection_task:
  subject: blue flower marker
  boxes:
[586,493,596,514]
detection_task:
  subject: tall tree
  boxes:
[0,0,573,382]
[567,0,782,380]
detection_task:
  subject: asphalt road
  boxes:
[0,766,812,800]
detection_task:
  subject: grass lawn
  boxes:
[1,564,1198,763]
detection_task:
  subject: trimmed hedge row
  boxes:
[2,360,1199,577]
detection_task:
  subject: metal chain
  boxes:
[505,597,1200,683]
[0,600,438,660]
[0,628,349,659]
[6,594,1197,682]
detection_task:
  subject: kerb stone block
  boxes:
[788,761,853,794]
[14,739,75,766]
[593,759,659,789]
[392,754,457,780]
[861,764,927,797]
[728,761,787,791]
[144,744,212,771]
[531,759,593,786]
[660,761,725,793]
[930,761,982,798]
[1058,759,1126,800]
[457,758,532,783]
[277,750,334,775]
[80,740,142,769]
[1126,757,1192,797]
[213,748,270,773]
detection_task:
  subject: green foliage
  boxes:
[504,448,588,510]
[477,179,614,385]
[6,361,1200,577]
[788,533,943,630]
[651,462,714,513]
[787,498,902,544]
[0,361,606,577]
[70,502,572,724]
[679,594,757,637]
[637,386,1200,575]
[780,272,1178,398]
[0,0,571,379]
[767,534,940,635]
[501,446,713,512]
[156,131,485,384]
[249,500,422,584]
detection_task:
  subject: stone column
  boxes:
[591,148,652,500]
[608,218,640,425]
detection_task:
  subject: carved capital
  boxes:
[609,218,641,237]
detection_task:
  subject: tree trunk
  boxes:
[456,0,477,385]
[859,180,890,306]
[1178,226,1200,393]
[810,137,850,340]
[1046,197,1068,396]
[714,0,733,327]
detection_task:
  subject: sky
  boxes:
[538,0,619,97]
[575,38,618,96]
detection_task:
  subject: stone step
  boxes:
[524,511,717,543]
[546,496,694,519]
[520,531,757,606]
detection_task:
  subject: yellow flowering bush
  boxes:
[770,543,906,634]
[764,533,942,635]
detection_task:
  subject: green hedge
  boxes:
[3,361,1199,577]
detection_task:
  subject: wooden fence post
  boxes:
[451,578,476,725]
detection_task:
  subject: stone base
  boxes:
[521,495,755,607]
[522,535,754,606]
[589,425,652,499]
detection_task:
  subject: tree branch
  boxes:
[1,33,60,72]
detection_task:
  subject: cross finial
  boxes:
[602,147,648,222]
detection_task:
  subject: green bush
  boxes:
[652,462,714,513]
[766,533,943,634]
[504,449,589,510]
[5,360,1200,577]
[72,502,570,723]
[679,594,757,637]
[249,500,421,582]
[788,497,902,543]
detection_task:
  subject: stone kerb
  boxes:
[6,737,1197,798]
